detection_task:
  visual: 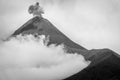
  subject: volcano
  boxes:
[11,16,120,80]
[12,17,86,50]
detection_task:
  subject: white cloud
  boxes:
[0,35,90,80]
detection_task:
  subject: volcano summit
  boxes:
[11,16,120,80]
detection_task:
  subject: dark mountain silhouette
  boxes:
[65,49,120,80]
[11,16,120,80]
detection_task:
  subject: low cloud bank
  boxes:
[0,35,90,80]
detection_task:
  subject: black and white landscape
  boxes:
[0,0,120,80]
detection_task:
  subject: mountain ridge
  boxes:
[12,17,86,50]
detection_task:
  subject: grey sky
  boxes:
[0,0,120,53]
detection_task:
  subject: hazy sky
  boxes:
[0,0,120,53]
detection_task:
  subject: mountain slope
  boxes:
[12,17,86,50]
[11,16,120,80]
[64,49,120,80]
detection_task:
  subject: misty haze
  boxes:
[0,0,120,80]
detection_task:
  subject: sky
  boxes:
[0,0,120,53]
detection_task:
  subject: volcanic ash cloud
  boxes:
[0,35,90,80]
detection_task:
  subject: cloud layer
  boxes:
[0,35,90,80]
